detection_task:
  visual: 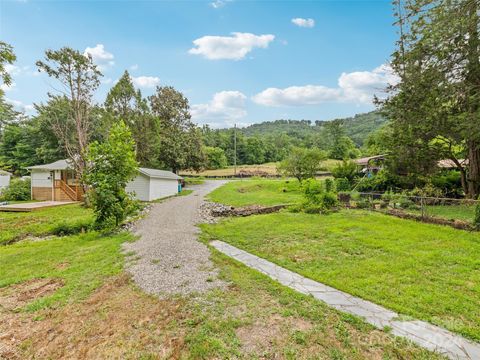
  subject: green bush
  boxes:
[335,177,351,192]
[0,178,31,201]
[331,160,358,182]
[431,170,463,197]
[298,179,338,213]
[324,178,335,193]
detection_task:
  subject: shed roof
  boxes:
[437,159,468,169]
[355,155,386,166]
[0,170,12,176]
[139,168,182,180]
[27,159,73,171]
[26,159,182,180]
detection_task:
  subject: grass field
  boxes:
[180,159,341,177]
[0,231,131,310]
[201,210,480,342]
[208,179,303,207]
[0,204,94,245]
[0,227,440,359]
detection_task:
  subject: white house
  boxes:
[0,170,11,190]
[27,159,182,202]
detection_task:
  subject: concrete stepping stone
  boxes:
[210,240,480,360]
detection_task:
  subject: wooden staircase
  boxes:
[54,179,83,201]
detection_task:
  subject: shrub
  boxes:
[0,178,31,201]
[324,178,335,193]
[431,170,463,197]
[335,177,351,192]
[298,179,338,213]
[331,160,358,182]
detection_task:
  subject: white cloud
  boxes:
[101,77,113,85]
[291,18,315,28]
[338,64,399,103]
[132,76,160,88]
[5,97,34,113]
[191,90,247,127]
[5,64,20,76]
[253,64,399,107]
[253,85,341,106]
[189,32,275,60]
[0,82,15,92]
[210,0,232,8]
[84,44,115,69]
[130,64,139,71]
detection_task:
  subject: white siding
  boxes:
[126,173,150,201]
[31,169,52,188]
[0,174,10,189]
[149,178,179,201]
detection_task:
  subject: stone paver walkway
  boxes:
[211,240,480,360]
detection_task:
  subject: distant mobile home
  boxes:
[27,159,182,202]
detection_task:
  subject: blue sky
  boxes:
[1,0,398,128]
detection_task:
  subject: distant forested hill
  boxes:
[239,111,387,146]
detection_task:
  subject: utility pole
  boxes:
[234,123,237,177]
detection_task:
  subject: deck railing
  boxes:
[54,179,82,201]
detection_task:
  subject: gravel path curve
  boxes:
[123,180,227,297]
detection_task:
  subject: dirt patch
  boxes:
[235,313,315,356]
[56,262,70,270]
[0,278,64,311]
[0,275,187,360]
[235,314,284,354]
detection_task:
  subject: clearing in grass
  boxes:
[201,210,480,342]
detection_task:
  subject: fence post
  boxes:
[421,197,425,219]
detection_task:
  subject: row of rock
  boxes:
[198,201,287,223]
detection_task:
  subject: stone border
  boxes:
[211,240,480,360]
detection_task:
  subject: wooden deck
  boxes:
[0,201,78,212]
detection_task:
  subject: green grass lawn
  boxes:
[0,231,131,311]
[0,204,94,245]
[408,204,476,223]
[208,179,302,207]
[0,225,440,359]
[201,210,480,342]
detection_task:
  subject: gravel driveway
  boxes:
[123,180,227,297]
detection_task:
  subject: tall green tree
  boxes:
[104,70,157,166]
[36,47,102,178]
[85,121,138,229]
[382,0,480,197]
[149,86,204,172]
[325,120,359,160]
[278,147,327,182]
[0,42,18,133]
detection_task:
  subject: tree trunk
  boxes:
[451,157,468,196]
[467,141,480,198]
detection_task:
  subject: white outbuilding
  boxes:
[0,170,11,190]
[126,168,182,201]
[27,159,182,202]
